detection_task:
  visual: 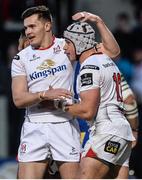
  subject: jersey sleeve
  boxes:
[79,64,100,92]
[11,54,26,77]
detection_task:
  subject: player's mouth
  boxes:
[28,36,35,42]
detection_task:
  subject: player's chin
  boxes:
[30,42,40,48]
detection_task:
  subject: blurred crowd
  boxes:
[112,2,142,178]
[0,0,142,178]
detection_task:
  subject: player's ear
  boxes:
[45,21,52,32]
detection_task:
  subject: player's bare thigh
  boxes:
[57,161,79,179]
[78,158,128,179]
[77,157,110,179]
[115,165,129,179]
[105,164,129,179]
[17,160,48,179]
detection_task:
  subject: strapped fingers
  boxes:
[80,12,91,22]
[72,11,96,22]
[72,12,86,20]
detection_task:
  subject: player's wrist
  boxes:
[95,16,103,24]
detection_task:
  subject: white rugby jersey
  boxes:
[77,53,134,141]
[11,37,74,122]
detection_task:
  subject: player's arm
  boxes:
[124,94,139,147]
[65,88,100,121]
[72,12,120,59]
[12,76,72,108]
[124,95,139,130]
[12,76,41,108]
[121,74,139,147]
[121,74,139,130]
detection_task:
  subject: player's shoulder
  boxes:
[13,45,32,62]
[91,53,114,65]
[92,52,109,60]
[80,53,112,71]
[54,37,65,45]
[18,45,32,56]
[80,57,100,72]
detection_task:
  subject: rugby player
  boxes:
[63,21,135,178]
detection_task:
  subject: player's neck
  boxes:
[38,33,55,50]
[79,48,97,64]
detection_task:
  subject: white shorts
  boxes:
[82,134,132,166]
[18,118,81,162]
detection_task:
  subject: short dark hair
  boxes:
[21,5,52,22]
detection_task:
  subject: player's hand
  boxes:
[132,130,138,148]
[18,35,30,51]
[44,87,72,100]
[72,12,102,23]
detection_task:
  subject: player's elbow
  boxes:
[111,47,120,59]
[13,97,25,108]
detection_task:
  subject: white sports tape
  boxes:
[53,99,60,109]
[54,98,79,111]
[124,100,138,119]
[122,88,133,101]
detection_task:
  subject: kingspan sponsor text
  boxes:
[29,64,67,80]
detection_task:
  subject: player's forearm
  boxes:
[12,90,53,108]
[125,103,139,131]
[13,88,72,108]
[65,103,95,121]
[12,91,43,108]
[123,94,139,130]
[127,117,139,131]
[128,117,139,148]
[95,17,120,58]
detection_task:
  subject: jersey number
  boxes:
[113,73,123,102]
